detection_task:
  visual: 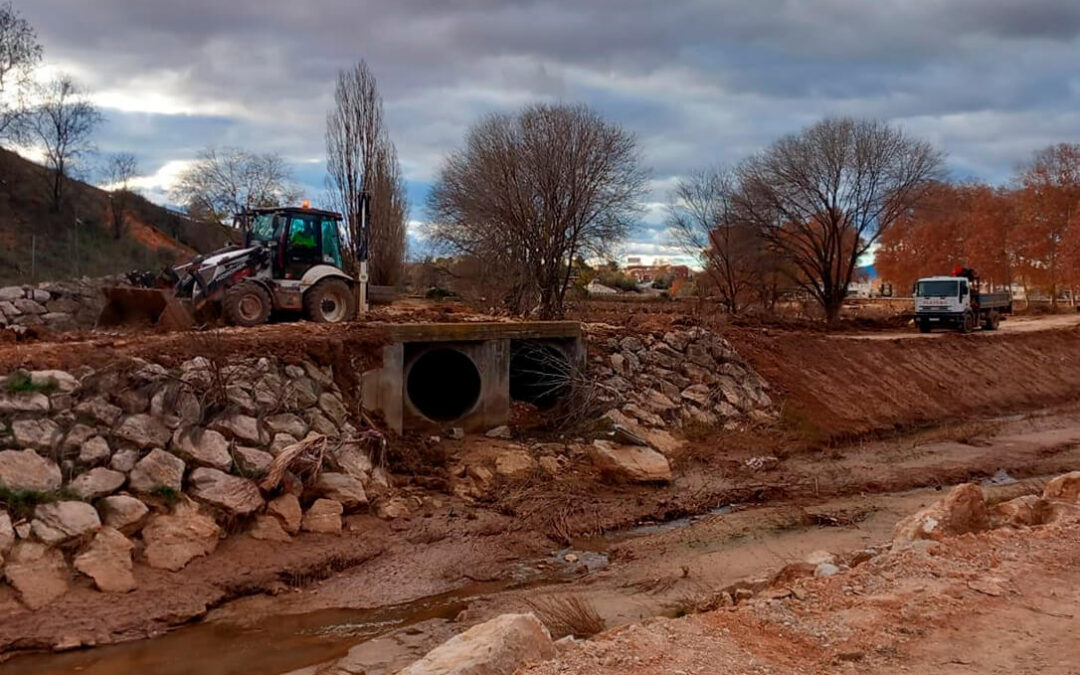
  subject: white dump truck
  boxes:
[914,268,1012,333]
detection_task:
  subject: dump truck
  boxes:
[914,267,1012,333]
[99,197,370,330]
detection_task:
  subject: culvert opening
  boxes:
[510,342,572,410]
[407,348,482,421]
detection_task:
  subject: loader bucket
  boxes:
[98,286,194,331]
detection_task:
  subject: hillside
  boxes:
[0,148,236,285]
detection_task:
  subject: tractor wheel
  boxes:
[304,278,355,323]
[223,282,272,327]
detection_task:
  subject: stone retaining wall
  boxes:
[0,355,384,609]
[0,278,114,333]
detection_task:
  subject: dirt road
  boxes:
[836,311,1080,340]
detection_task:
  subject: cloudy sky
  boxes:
[21,0,1080,263]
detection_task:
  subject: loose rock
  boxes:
[4,542,69,609]
[128,449,185,494]
[312,472,367,510]
[171,428,233,472]
[141,501,221,571]
[74,527,136,593]
[250,515,291,542]
[589,440,672,483]
[893,483,989,544]
[187,468,264,516]
[301,498,343,534]
[114,414,171,449]
[397,613,556,675]
[68,467,126,500]
[99,495,150,533]
[0,449,62,492]
[267,493,302,534]
[31,501,101,545]
[1043,471,1080,503]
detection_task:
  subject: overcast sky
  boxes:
[21,0,1080,263]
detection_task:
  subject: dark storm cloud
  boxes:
[19,0,1080,257]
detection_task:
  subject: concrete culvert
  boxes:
[510,342,571,409]
[407,348,482,421]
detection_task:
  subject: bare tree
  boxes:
[733,117,943,323]
[428,103,647,319]
[667,168,770,315]
[325,60,408,284]
[26,76,103,211]
[103,152,138,238]
[0,1,42,142]
[172,146,300,222]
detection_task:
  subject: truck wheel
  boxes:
[223,282,272,327]
[304,279,355,323]
[961,312,975,333]
[918,320,932,334]
[985,312,1000,331]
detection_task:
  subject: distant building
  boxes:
[624,264,691,283]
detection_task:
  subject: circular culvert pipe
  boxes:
[406,348,482,421]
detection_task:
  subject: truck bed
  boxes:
[976,291,1012,311]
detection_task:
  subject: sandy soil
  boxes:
[524,509,1080,675]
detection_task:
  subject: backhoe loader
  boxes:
[98,196,370,330]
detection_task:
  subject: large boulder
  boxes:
[78,436,112,466]
[210,413,266,445]
[0,449,62,492]
[68,467,126,500]
[588,440,672,484]
[233,446,273,477]
[187,468,264,516]
[265,413,308,439]
[141,501,221,571]
[114,414,172,449]
[12,418,62,451]
[330,443,373,482]
[318,392,348,427]
[301,498,343,534]
[29,370,79,394]
[991,495,1051,528]
[171,428,232,472]
[311,472,367,510]
[1043,471,1080,503]
[99,495,150,533]
[128,449,185,494]
[74,397,123,427]
[0,391,49,414]
[893,483,989,544]
[398,613,556,675]
[4,542,70,609]
[267,493,302,534]
[74,527,136,593]
[31,501,102,545]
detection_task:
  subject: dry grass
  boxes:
[525,593,605,639]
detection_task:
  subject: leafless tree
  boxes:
[733,117,943,322]
[325,60,408,284]
[667,168,770,315]
[172,146,300,222]
[427,103,647,319]
[103,152,138,238]
[0,1,42,143]
[26,76,103,211]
